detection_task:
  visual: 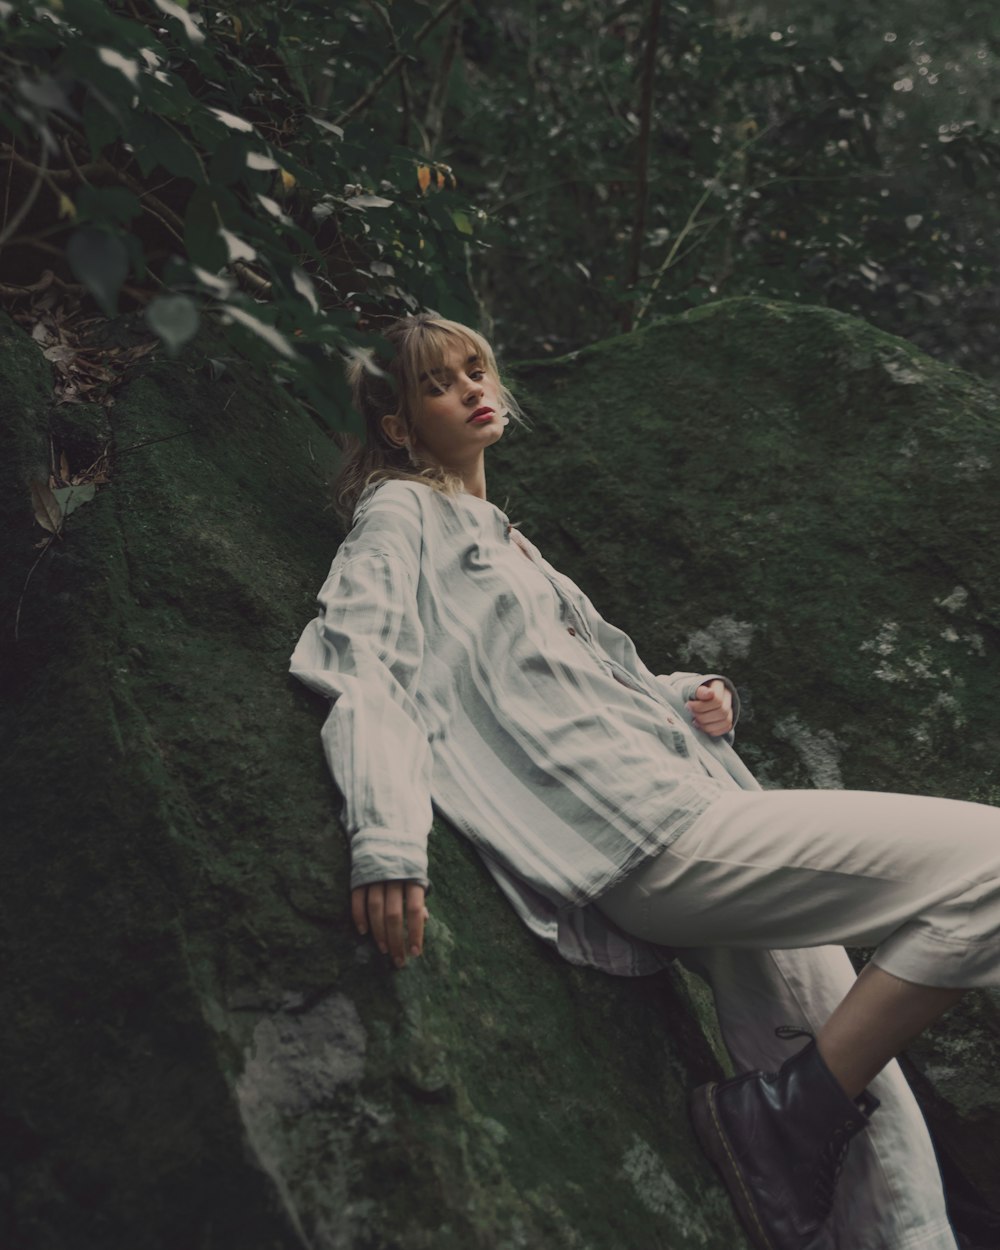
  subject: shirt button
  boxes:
[567,626,577,636]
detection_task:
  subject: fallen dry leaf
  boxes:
[30,480,63,534]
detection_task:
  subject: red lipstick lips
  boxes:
[467,407,495,423]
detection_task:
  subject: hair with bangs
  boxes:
[332,311,528,524]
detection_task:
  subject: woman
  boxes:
[289,311,1000,1250]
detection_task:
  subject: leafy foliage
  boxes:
[451,1,1000,372]
[0,0,486,430]
[2,0,998,429]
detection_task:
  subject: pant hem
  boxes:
[886,1219,958,1250]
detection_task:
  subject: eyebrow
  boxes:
[418,353,483,383]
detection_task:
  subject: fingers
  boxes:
[351,886,368,936]
[686,681,734,736]
[366,881,388,953]
[406,881,426,958]
[384,881,406,967]
[353,880,428,969]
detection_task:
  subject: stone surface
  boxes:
[0,310,742,1249]
[2,296,999,1248]
[489,296,1000,1235]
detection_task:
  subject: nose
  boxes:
[463,373,484,402]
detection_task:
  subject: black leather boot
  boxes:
[689,1028,880,1250]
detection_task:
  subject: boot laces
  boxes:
[774,1025,854,1219]
[774,1025,814,1042]
[814,1123,854,1217]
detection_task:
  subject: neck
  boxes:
[437,450,487,500]
[461,461,488,500]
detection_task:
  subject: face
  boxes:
[382,341,505,470]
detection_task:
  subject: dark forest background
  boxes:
[1,0,997,430]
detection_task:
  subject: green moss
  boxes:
[4,297,999,1246]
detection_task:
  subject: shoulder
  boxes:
[344,479,436,565]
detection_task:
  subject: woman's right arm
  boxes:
[289,545,433,967]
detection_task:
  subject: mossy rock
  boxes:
[2,296,998,1249]
[0,310,741,1250]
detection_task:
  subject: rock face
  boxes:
[489,297,1000,1241]
[1,296,998,1248]
[0,309,741,1250]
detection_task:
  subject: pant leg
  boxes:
[597,787,1000,987]
[676,944,957,1250]
[593,787,1000,1250]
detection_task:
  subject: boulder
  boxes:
[0,309,742,1249]
[2,295,998,1249]
[492,295,1000,1242]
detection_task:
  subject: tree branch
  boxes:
[334,0,464,127]
[632,121,775,329]
[623,0,662,331]
[423,9,462,155]
[0,142,50,249]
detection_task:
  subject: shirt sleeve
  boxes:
[289,548,434,893]
[535,553,742,735]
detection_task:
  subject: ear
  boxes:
[380,411,407,448]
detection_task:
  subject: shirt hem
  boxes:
[563,785,727,910]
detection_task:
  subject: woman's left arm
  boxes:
[535,553,740,738]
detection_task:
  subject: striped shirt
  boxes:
[289,478,758,976]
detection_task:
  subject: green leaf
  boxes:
[152,0,205,45]
[66,227,129,317]
[208,107,255,134]
[96,46,141,87]
[145,294,200,357]
[52,483,96,517]
[17,74,79,120]
[184,187,227,271]
[129,115,204,183]
[76,185,142,227]
[82,97,120,159]
[451,210,474,236]
[346,194,394,209]
[209,135,248,187]
[223,305,296,359]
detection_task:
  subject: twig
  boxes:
[2,140,186,246]
[113,428,195,456]
[587,45,637,139]
[0,268,59,298]
[3,236,153,303]
[1,136,15,264]
[366,0,415,145]
[423,8,462,155]
[232,259,273,297]
[623,0,663,330]
[334,0,464,127]
[632,122,776,329]
[13,533,57,642]
[0,142,102,182]
[94,159,185,237]
[0,141,50,249]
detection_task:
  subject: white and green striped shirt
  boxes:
[290,478,757,976]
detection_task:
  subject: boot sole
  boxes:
[689,1081,776,1250]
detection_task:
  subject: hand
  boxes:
[686,679,734,737]
[352,880,428,969]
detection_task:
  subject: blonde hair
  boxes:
[332,311,528,524]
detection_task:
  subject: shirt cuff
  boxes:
[350,828,430,894]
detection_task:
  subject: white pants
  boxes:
[595,787,1000,1250]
